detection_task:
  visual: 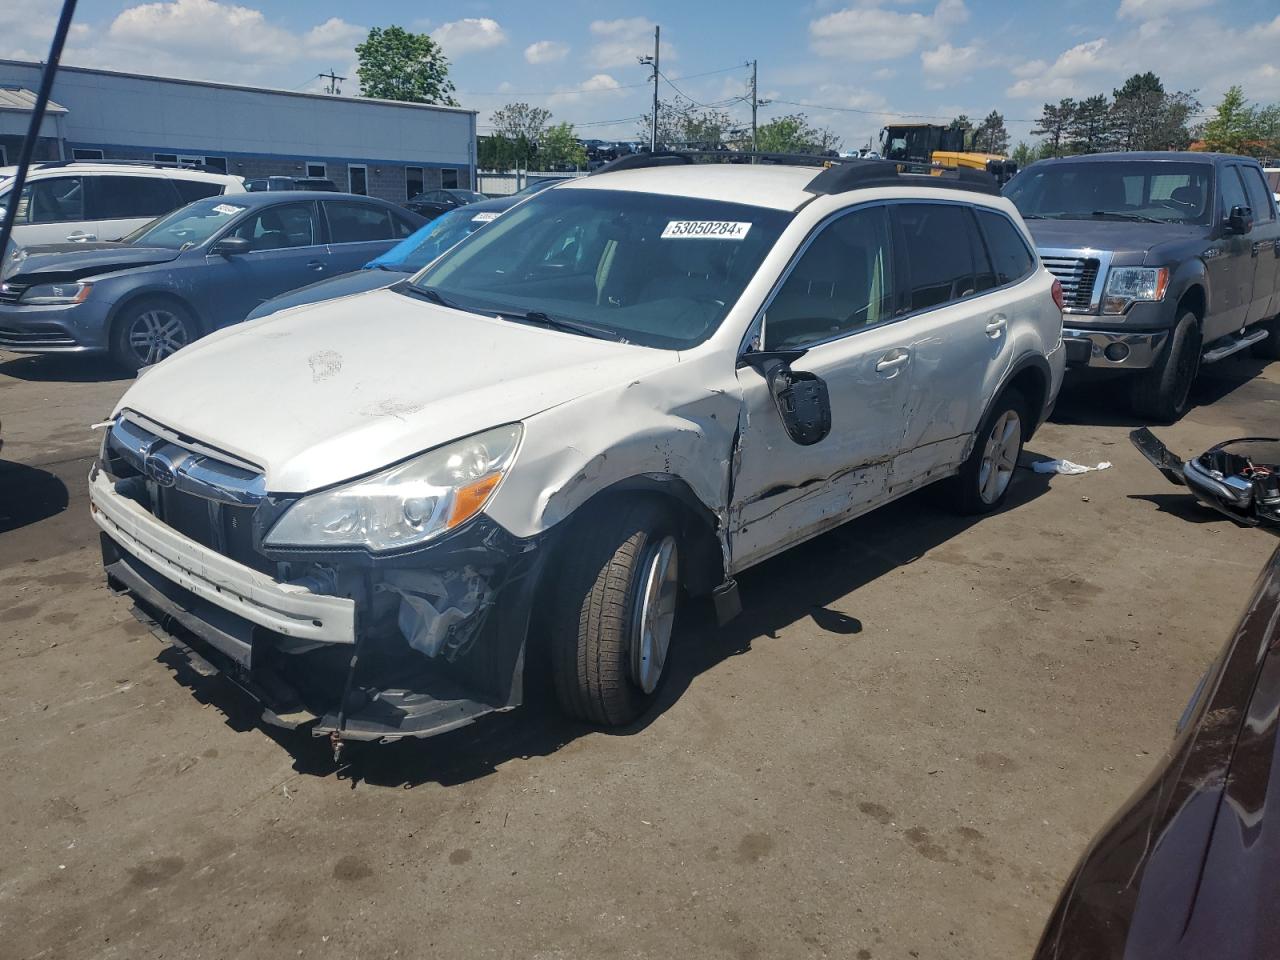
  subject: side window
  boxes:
[174,179,225,203]
[894,203,984,311]
[325,201,396,243]
[1240,166,1275,223]
[392,212,418,238]
[17,177,85,224]
[763,206,896,350]
[976,210,1036,286]
[1219,165,1249,217]
[88,176,179,220]
[231,202,319,250]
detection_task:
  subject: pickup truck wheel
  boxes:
[1253,317,1280,360]
[551,499,680,726]
[1129,311,1200,423]
[110,298,196,373]
[949,387,1028,516]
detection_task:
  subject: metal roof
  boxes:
[0,86,68,114]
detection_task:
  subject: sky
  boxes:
[4,0,1280,151]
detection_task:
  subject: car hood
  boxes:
[1023,218,1205,263]
[114,286,680,492]
[3,242,182,282]
[244,269,404,322]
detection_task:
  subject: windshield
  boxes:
[124,197,250,249]
[368,205,497,271]
[1004,161,1214,225]
[409,188,792,349]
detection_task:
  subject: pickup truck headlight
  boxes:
[264,424,522,553]
[1101,267,1168,315]
[20,281,93,305]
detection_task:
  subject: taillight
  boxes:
[1051,277,1065,312]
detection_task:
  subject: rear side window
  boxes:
[763,205,897,349]
[325,201,396,242]
[1240,166,1276,222]
[976,210,1036,285]
[89,176,179,219]
[174,179,225,203]
[894,203,990,311]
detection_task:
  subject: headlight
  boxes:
[21,281,93,305]
[264,424,522,552]
[1101,267,1168,315]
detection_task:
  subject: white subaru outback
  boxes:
[90,156,1065,747]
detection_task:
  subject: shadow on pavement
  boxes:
[145,460,1055,788]
[0,353,130,384]
[0,460,70,534]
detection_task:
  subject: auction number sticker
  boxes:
[212,203,245,216]
[471,211,500,223]
[661,220,752,240]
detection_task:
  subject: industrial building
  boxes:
[0,59,477,201]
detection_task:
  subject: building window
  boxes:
[72,148,104,161]
[348,164,369,196]
[202,156,228,173]
[406,166,424,199]
[306,162,326,178]
[154,153,178,164]
[441,168,459,189]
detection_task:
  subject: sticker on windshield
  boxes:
[661,220,752,240]
[471,211,500,223]
[212,203,245,216]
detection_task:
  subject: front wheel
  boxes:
[949,388,1029,515]
[110,298,197,373]
[1129,311,1200,423]
[551,498,680,726]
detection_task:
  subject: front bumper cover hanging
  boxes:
[1130,428,1280,528]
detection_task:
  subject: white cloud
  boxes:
[588,18,673,69]
[433,17,506,56]
[547,73,624,104]
[920,42,981,87]
[1118,0,1215,20]
[525,40,569,64]
[809,0,968,61]
[1006,38,1110,99]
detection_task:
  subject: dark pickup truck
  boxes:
[1005,152,1280,420]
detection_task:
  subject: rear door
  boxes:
[1238,164,1280,325]
[6,175,86,246]
[1204,164,1255,341]
[322,199,416,272]
[210,200,326,323]
[84,174,181,242]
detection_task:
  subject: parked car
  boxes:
[404,188,486,219]
[0,160,244,253]
[0,191,423,369]
[1005,152,1280,421]
[89,157,1063,748]
[244,176,338,192]
[244,194,525,321]
[1034,544,1280,960]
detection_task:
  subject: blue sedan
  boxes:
[0,191,424,371]
[244,193,526,322]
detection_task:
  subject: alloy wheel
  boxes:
[978,409,1022,505]
[127,309,189,366]
[630,535,679,695]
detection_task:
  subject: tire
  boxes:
[1129,311,1201,423]
[550,498,680,726]
[949,387,1029,516]
[110,297,198,373]
[1253,317,1280,360]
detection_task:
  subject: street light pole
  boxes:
[638,26,660,153]
[750,59,758,154]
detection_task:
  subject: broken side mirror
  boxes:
[739,348,832,446]
[1226,204,1254,236]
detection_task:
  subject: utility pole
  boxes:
[638,26,660,152]
[319,69,345,95]
[745,60,769,161]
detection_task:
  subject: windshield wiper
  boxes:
[500,310,625,342]
[1089,211,1163,223]
[403,283,460,309]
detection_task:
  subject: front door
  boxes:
[730,204,915,570]
[1238,164,1280,325]
[212,200,326,323]
[1204,164,1255,342]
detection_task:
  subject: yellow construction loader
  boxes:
[880,123,1018,183]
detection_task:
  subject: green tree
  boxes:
[491,102,552,142]
[1067,95,1111,154]
[538,122,588,170]
[755,114,842,155]
[1010,141,1038,169]
[1032,99,1076,157]
[638,97,738,149]
[1109,72,1198,151]
[1200,85,1275,156]
[356,26,457,105]
[949,115,975,150]
[973,111,1009,155]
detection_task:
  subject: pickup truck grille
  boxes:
[1041,255,1101,312]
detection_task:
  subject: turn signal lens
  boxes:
[1051,278,1065,312]
[448,472,502,529]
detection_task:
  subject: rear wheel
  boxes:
[551,498,680,726]
[949,388,1028,515]
[1129,310,1200,423]
[110,298,197,373]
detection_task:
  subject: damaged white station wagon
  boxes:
[90,155,1065,749]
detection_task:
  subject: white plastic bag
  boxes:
[1032,459,1112,475]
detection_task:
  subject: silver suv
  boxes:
[91,156,1064,748]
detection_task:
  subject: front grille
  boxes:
[0,282,27,304]
[156,488,274,574]
[0,324,77,345]
[1041,255,1100,311]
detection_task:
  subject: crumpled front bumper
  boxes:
[91,464,547,742]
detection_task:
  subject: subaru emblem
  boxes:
[144,452,177,487]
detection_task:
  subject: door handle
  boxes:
[66,231,96,242]
[985,314,1008,338]
[306,260,326,272]
[875,349,910,374]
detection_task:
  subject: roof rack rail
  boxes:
[588,150,1001,195]
[28,159,223,173]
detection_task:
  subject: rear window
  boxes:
[89,176,179,219]
[976,210,1036,286]
[325,201,396,242]
[174,179,225,203]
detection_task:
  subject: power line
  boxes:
[458,63,750,100]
